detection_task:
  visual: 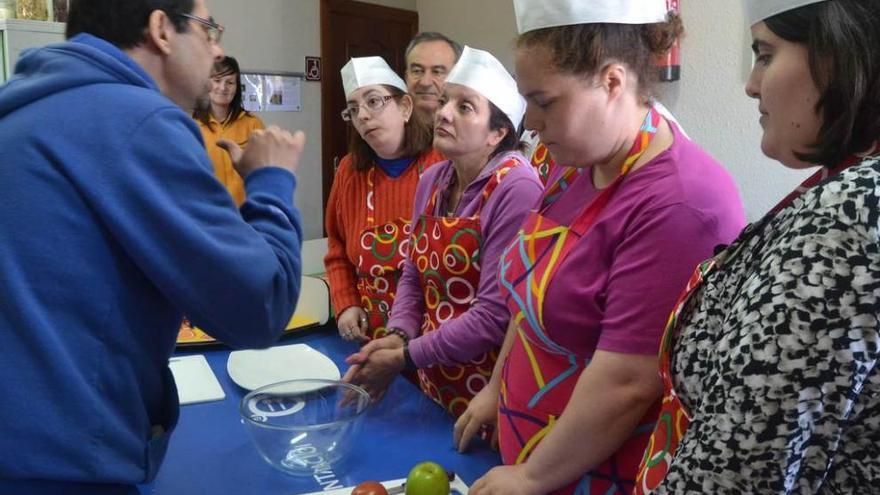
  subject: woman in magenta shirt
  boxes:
[343,47,543,417]
[457,1,746,494]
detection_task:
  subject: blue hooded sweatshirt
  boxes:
[0,34,302,494]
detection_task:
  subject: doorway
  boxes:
[320,0,418,219]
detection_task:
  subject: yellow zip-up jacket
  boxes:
[197,111,264,205]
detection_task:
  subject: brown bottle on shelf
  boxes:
[53,0,67,22]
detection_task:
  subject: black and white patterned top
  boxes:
[655,155,880,494]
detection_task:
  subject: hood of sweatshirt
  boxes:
[0,33,159,118]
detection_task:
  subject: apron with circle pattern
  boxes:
[355,159,429,341]
[411,158,520,418]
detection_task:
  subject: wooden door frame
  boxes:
[319,0,418,226]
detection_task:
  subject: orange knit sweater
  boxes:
[324,149,444,313]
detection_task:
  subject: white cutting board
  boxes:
[169,354,226,405]
[295,475,469,495]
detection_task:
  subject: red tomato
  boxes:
[351,481,389,495]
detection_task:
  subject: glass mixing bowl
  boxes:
[239,379,370,476]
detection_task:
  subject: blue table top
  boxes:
[139,327,500,494]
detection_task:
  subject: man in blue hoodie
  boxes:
[0,0,304,493]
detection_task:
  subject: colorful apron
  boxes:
[498,107,662,494]
[633,146,877,494]
[529,136,556,186]
[410,159,520,418]
[355,164,424,341]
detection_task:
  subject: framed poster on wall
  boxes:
[241,71,303,112]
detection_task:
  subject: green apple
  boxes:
[405,461,449,495]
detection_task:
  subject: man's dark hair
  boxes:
[66,0,195,48]
[404,32,463,63]
[765,0,880,166]
[193,56,253,128]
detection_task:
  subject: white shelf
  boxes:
[0,18,64,82]
[0,18,65,32]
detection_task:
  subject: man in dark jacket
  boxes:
[0,0,305,493]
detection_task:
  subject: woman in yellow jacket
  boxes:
[193,56,264,205]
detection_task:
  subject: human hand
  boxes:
[336,306,369,342]
[344,334,405,366]
[218,126,305,178]
[453,385,499,452]
[469,464,541,495]
[342,341,405,402]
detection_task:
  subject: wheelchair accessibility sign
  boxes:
[306,57,322,81]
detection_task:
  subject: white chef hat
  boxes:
[744,0,829,26]
[444,46,526,130]
[514,0,668,34]
[340,56,407,98]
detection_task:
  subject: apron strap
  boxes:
[366,167,377,226]
[521,107,662,277]
[424,157,522,218]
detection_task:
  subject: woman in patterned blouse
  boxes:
[638,1,880,493]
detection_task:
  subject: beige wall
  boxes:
[365,0,417,10]
[417,0,811,221]
[417,0,517,70]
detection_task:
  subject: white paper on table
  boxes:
[169,354,226,405]
[293,475,469,495]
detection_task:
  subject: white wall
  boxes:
[417,0,517,70]
[417,0,811,221]
[210,0,416,240]
[655,0,810,220]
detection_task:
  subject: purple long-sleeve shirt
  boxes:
[388,151,544,367]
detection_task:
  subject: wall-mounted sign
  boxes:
[305,56,322,82]
[242,72,302,112]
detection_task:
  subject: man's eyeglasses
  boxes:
[340,95,399,122]
[179,13,224,44]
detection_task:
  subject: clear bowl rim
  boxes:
[238,378,371,431]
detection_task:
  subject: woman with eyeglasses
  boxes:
[343,47,543,416]
[324,57,442,343]
[193,56,263,205]
[637,1,880,492]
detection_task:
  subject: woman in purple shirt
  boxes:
[343,46,543,417]
[455,1,747,494]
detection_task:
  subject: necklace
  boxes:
[445,180,466,216]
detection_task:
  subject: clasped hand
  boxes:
[342,335,405,402]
